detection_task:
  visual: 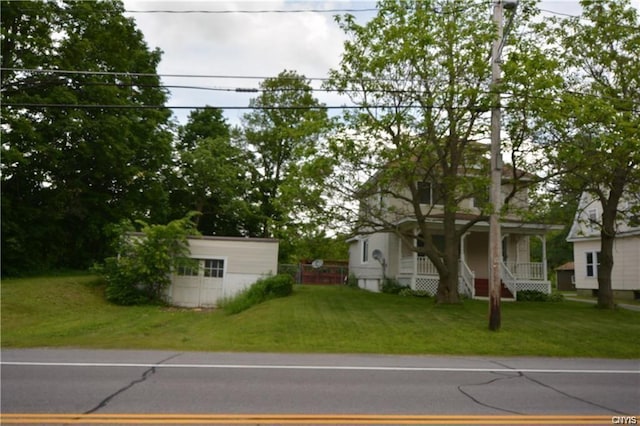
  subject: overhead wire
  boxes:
[125,8,379,14]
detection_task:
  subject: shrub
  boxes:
[220,274,294,314]
[96,213,199,305]
[398,288,431,297]
[548,291,565,302]
[517,290,564,302]
[381,278,409,294]
[398,288,414,297]
[517,290,548,301]
[346,273,359,288]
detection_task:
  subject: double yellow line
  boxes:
[0,414,621,424]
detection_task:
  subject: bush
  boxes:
[398,288,431,297]
[220,274,294,314]
[346,273,359,288]
[517,290,564,302]
[96,213,199,305]
[548,291,565,302]
[517,290,549,301]
[381,278,409,294]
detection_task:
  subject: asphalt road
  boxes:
[1,349,639,424]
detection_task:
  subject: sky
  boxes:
[121,0,639,127]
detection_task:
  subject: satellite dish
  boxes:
[311,259,324,269]
[372,249,384,263]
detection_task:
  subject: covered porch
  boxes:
[395,225,553,300]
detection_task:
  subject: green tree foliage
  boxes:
[535,0,640,309]
[172,108,258,236]
[100,214,199,305]
[326,0,540,303]
[240,70,332,261]
[1,0,173,275]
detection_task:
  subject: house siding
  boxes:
[568,191,640,295]
[348,233,390,291]
[573,236,640,292]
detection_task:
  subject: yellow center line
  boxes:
[0,414,623,425]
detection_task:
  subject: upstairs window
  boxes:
[418,182,442,205]
[587,208,598,222]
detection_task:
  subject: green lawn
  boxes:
[2,275,639,358]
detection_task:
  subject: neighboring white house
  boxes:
[567,191,640,300]
[348,167,562,300]
[167,236,279,308]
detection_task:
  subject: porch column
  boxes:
[460,232,469,264]
[536,235,548,279]
[501,233,510,262]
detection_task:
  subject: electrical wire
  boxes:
[1,67,332,82]
[125,8,379,14]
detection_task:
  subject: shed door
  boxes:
[172,259,224,307]
[199,259,224,307]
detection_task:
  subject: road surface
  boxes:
[1,349,638,424]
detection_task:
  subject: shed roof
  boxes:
[555,261,575,271]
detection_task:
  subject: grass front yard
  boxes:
[2,274,639,358]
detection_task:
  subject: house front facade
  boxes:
[567,192,640,300]
[348,169,561,300]
[167,236,279,307]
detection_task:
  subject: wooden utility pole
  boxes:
[488,0,506,331]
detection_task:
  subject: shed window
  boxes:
[204,259,224,278]
[177,264,198,276]
[585,251,600,278]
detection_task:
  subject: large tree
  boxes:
[326,0,540,303]
[1,0,173,274]
[536,0,640,309]
[240,70,332,260]
[172,108,257,236]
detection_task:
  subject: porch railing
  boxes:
[500,262,518,299]
[459,259,475,298]
[504,261,545,280]
[417,256,439,275]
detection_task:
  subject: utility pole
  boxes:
[489,0,516,331]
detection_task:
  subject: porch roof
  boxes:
[395,214,563,235]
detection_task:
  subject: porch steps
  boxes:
[474,278,514,299]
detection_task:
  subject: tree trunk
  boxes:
[436,267,461,304]
[436,217,461,304]
[597,224,616,310]
[594,203,617,309]
[597,180,624,310]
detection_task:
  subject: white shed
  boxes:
[167,236,279,308]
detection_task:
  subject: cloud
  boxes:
[123,0,364,124]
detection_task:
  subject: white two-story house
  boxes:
[347,165,562,300]
[567,192,640,300]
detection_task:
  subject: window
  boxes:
[177,263,198,276]
[418,182,442,205]
[585,251,600,277]
[587,208,598,222]
[204,259,224,278]
[472,188,490,208]
[362,238,369,263]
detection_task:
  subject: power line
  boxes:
[0,103,438,110]
[1,67,331,83]
[125,8,379,14]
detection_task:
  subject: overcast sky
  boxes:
[122,0,639,127]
